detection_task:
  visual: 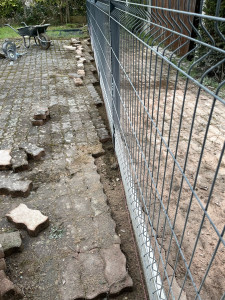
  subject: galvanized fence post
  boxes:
[109,0,120,145]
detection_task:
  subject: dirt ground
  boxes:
[117,33,225,299]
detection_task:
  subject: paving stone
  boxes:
[0,177,32,198]
[6,204,49,237]
[79,251,109,299]
[77,69,85,77]
[77,63,84,69]
[19,143,45,160]
[11,149,28,172]
[96,128,111,143]
[74,78,84,87]
[32,119,45,126]
[0,231,23,257]
[0,150,11,170]
[0,270,23,300]
[63,45,76,51]
[75,55,81,59]
[60,258,85,300]
[101,244,133,294]
[79,58,86,63]
[0,258,6,271]
[0,244,4,259]
[76,50,83,56]
[71,38,79,44]
[33,108,50,120]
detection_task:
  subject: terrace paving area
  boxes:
[0,40,147,300]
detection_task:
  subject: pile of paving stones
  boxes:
[32,107,50,126]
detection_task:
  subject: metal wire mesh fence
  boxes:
[86,0,225,299]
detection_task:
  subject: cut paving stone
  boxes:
[6,204,49,237]
[0,231,23,257]
[0,270,23,300]
[101,244,133,294]
[74,78,84,87]
[0,258,6,271]
[19,143,45,160]
[0,150,11,170]
[11,149,28,172]
[0,177,32,198]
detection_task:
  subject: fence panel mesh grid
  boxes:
[86,0,225,299]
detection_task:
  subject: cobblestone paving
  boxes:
[0,40,132,299]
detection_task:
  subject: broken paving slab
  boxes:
[19,143,45,160]
[0,176,32,198]
[0,231,23,257]
[11,149,28,172]
[0,270,23,300]
[6,204,49,237]
[0,150,12,170]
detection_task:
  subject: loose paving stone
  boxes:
[96,128,111,143]
[74,78,84,87]
[0,150,11,170]
[63,45,76,51]
[0,231,23,257]
[33,108,50,120]
[0,258,6,271]
[0,177,32,198]
[32,119,45,126]
[77,69,85,77]
[77,63,84,69]
[19,143,45,160]
[101,244,133,294]
[0,270,23,300]
[11,149,28,172]
[6,204,49,237]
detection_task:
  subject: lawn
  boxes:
[0,23,88,40]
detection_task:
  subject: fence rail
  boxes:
[86,0,225,299]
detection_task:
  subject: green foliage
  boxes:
[197,0,225,82]
[0,0,23,18]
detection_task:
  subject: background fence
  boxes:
[86,0,225,299]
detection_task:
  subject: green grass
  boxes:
[0,23,88,40]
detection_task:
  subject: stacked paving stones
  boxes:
[0,144,45,197]
[32,107,50,126]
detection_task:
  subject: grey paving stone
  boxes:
[11,149,28,172]
[0,176,32,198]
[0,231,23,257]
[19,143,45,160]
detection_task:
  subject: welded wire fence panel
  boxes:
[86,0,225,299]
